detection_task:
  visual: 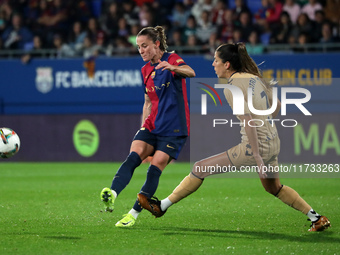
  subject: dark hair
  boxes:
[137,26,168,52]
[216,43,271,88]
[216,43,262,76]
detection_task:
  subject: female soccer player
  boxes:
[138,43,331,232]
[100,26,195,227]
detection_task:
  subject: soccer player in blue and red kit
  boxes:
[100,26,196,227]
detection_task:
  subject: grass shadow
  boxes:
[150,227,338,244]
[44,236,82,240]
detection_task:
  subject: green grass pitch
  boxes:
[0,162,339,255]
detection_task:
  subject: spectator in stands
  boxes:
[187,34,198,47]
[133,0,154,7]
[86,17,106,44]
[69,0,93,23]
[151,0,174,25]
[117,17,130,39]
[236,11,258,42]
[270,11,293,43]
[211,0,228,26]
[2,12,33,49]
[122,0,139,26]
[231,28,243,43]
[68,20,87,55]
[196,10,217,45]
[172,2,190,29]
[290,13,314,41]
[324,0,340,24]
[283,0,301,24]
[81,35,97,58]
[254,0,270,23]
[0,8,6,35]
[301,0,322,21]
[254,0,282,31]
[266,0,283,26]
[21,34,46,63]
[259,19,273,45]
[99,2,120,40]
[94,30,108,56]
[313,10,328,41]
[22,0,40,32]
[294,32,311,52]
[37,0,68,36]
[1,0,340,57]
[320,22,337,43]
[139,3,155,27]
[183,34,199,54]
[191,0,215,22]
[0,2,14,29]
[183,15,197,44]
[246,30,264,54]
[232,0,251,21]
[183,0,195,11]
[115,36,133,55]
[51,33,75,58]
[168,28,183,47]
[128,24,141,47]
[218,8,235,43]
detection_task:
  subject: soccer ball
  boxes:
[0,127,20,158]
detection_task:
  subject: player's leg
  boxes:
[138,151,232,217]
[101,139,153,212]
[116,150,169,227]
[134,151,170,210]
[112,140,154,194]
[166,151,232,204]
[261,161,330,231]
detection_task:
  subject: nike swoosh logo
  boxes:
[166,144,175,149]
[122,220,132,225]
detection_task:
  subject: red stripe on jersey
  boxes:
[144,83,159,132]
[181,78,190,135]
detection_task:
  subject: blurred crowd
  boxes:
[0,0,339,59]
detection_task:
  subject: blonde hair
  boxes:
[137,26,168,52]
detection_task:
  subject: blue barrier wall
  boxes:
[1,53,340,114]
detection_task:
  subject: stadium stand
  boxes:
[0,0,339,59]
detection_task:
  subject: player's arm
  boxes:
[239,113,267,178]
[155,59,196,78]
[142,93,151,125]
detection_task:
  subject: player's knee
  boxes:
[192,160,206,179]
[263,184,281,196]
[150,156,168,170]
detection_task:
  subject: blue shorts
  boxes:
[133,128,187,160]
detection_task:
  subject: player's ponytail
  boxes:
[137,26,168,52]
[154,26,168,52]
[236,43,262,78]
[236,43,273,89]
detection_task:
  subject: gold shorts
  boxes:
[226,137,280,169]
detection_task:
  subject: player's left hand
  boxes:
[156,59,174,71]
[254,154,267,179]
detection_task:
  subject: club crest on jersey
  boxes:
[151,71,156,79]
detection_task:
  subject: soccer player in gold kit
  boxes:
[138,43,331,232]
